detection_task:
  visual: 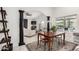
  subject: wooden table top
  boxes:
[38,31,65,38]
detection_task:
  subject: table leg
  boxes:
[63,33,65,45]
[37,34,39,47]
[48,39,52,51]
[48,41,50,51]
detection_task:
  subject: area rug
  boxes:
[26,40,77,51]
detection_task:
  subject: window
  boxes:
[56,14,77,31]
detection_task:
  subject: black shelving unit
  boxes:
[0,20,8,23]
[0,29,9,33]
[0,7,13,51]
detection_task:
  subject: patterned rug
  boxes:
[26,40,77,51]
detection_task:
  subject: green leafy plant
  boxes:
[51,26,57,32]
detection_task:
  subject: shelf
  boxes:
[0,29,9,33]
[0,10,6,12]
[0,39,11,44]
[0,20,8,23]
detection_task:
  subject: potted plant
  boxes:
[51,26,57,33]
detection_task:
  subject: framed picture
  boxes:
[31,21,36,25]
[24,19,28,29]
[31,26,36,30]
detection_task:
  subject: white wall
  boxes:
[53,7,79,17]
[3,7,19,48]
[1,7,54,48]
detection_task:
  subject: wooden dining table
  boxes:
[37,31,65,51]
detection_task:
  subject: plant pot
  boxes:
[64,28,68,30]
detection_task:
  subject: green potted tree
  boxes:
[51,26,57,33]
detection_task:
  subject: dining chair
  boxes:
[55,35,63,47]
[39,32,53,51]
[39,32,47,50]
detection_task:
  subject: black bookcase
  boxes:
[0,7,13,51]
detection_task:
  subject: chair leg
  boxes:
[51,40,53,50]
[39,41,42,48]
[44,42,46,51]
[37,40,41,49]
